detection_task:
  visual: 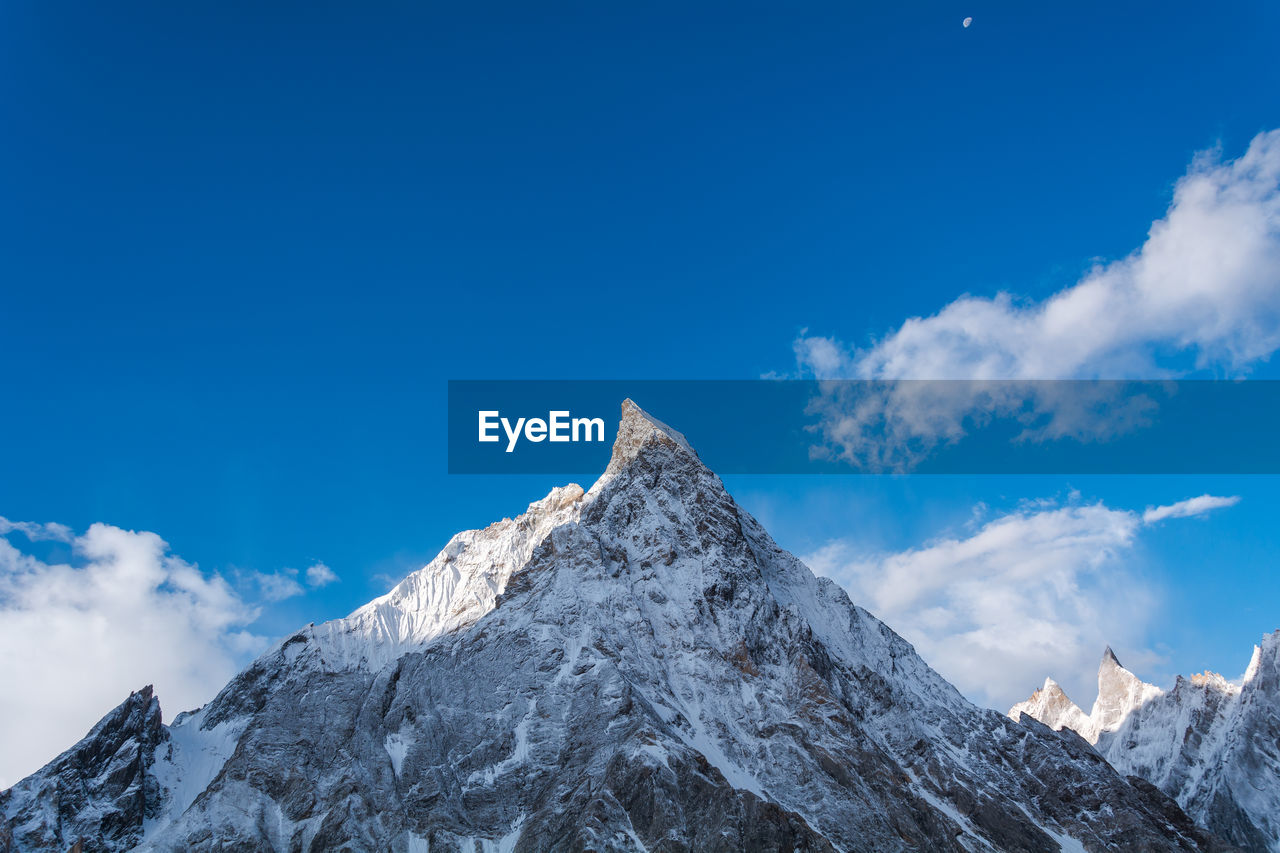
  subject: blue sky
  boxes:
[2,0,1280,783]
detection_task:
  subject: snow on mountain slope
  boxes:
[4,401,1236,852]
[1011,637,1280,851]
[305,483,586,672]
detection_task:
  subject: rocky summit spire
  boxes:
[593,398,700,489]
[1091,645,1163,734]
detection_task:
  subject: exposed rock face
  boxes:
[1011,638,1280,852]
[0,686,165,852]
[4,401,1237,851]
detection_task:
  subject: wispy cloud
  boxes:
[251,568,306,602]
[803,495,1232,710]
[0,517,73,542]
[246,561,340,601]
[1142,493,1240,524]
[305,562,339,588]
[794,129,1280,468]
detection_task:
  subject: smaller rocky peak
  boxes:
[1009,677,1091,736]
[77,685,164,757]
[1188,670,1231,690]
[1,686,167,852]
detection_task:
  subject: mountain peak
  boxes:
[6,403,1234,853]
[1010,645,1163,746]
[1009,677,1090,735]
[595,398,699,486]
[1093,646,1161,733]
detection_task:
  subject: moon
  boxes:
[963,16,973,27]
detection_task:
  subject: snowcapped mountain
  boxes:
[1010,638,1280,851]
[3,401,1237,851]
[1011,648,1165,745]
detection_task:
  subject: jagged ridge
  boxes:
[1011,639,1280,851]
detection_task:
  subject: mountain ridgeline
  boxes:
[1012,638,1280,852]
[2,401,1257,851]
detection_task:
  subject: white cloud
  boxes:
[798,129,1280,381]
[248,562,339,599]
[0,516,73,542]
[804,499,1178,711]
[794,130,1280,468]
[0,519,337,787]
[305,562,339,588]
[0,520,267,787]
[252,568,305,602]
[1142,493,1240,524]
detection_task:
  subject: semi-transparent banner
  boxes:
[447,380,1280,474]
